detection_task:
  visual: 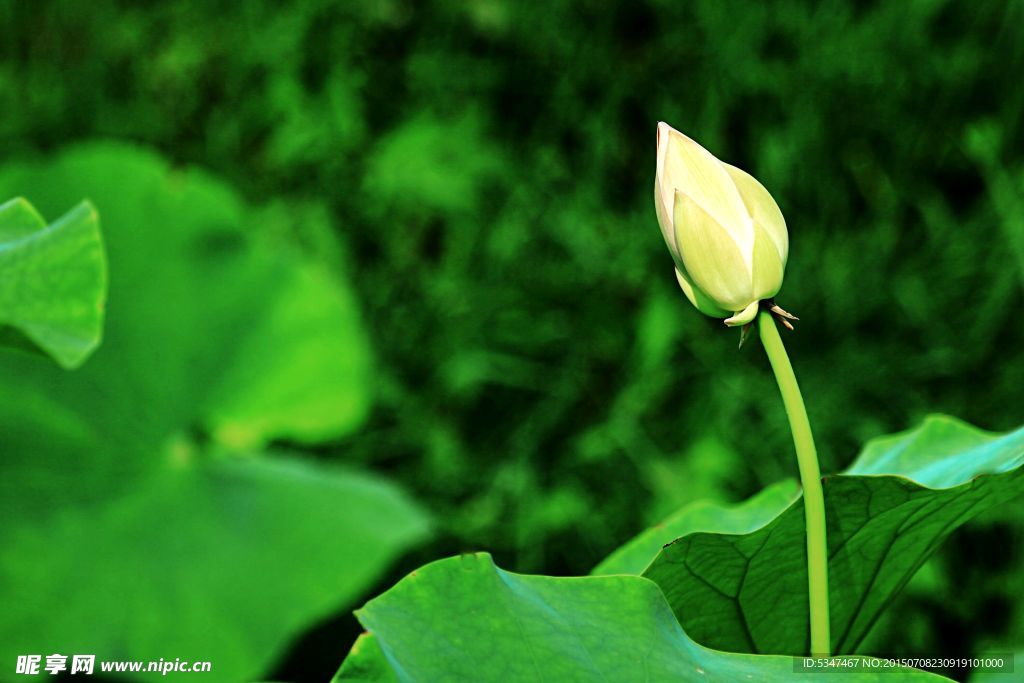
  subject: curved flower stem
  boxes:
[758,309,831,656]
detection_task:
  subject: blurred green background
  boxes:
[1,0,1022,681]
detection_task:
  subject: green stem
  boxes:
[757,309,831,656]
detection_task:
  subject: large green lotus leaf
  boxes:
[0,197,106,368]
[333,553,945,682]
[592,479,799,576]
[639,416,1024,656]
[0,143,428,681]
[0,144,373,452]
[334,633,399,683]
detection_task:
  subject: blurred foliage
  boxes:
[1,0,1023,680]
[0,145,428,682]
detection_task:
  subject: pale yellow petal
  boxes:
[674,190,755,311]
[654,178,680,266]
[751,222,785,299]
[659,123,753,259]
[724,163,788,265]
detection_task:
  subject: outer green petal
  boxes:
[674,267,730,318]
[673,190,755,311]
[724,300,760,327]
[724,163,788,265]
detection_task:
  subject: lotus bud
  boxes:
[654,121,789,327]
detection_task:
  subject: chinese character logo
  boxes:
[15,655,41,675]
[71,655,95,674]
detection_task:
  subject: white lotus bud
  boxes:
[655,121,788,326]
